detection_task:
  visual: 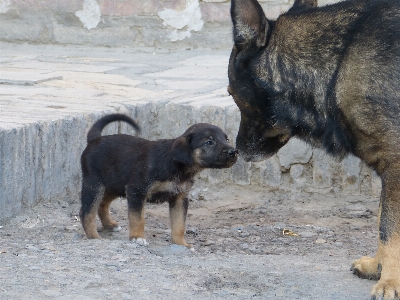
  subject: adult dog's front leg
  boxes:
[169,192,191,248]
[370,176,400,300]
[353,173,400,300]
[352,199,383,280]
[126,186,148,246]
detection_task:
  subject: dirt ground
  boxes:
[0,183,379,299]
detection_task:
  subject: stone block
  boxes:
[224,104,240,147]
[0,18,44,42]
[0,128,23,219]
[341,155,361,192]
[277,138,313,169]
[53,24,139,46]
[0,114,98,220]
[256,155,281,188]
[312,149,334,189]
[290,163,307,188]
[231,157,251,185]
[200,2,230,23]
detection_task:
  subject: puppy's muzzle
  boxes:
[216,147,238,168]
[219,148,238,162]
[224,149,238,158]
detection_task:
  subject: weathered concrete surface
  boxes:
[0,0,339,48]
[0,42,380,221]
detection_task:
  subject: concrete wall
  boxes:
[0,0,338,48]
[0,100,381,222]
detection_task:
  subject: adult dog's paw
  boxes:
[351,256,381,280]
[371,279,400,300]
[132,238,149,247]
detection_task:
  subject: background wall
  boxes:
[0,0,337,48]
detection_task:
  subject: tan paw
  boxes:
[351,256,381,280]
[371,279,400,300]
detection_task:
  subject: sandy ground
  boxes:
[0,184,379,299]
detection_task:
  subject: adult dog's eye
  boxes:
[204,140,214,146]
[226,138,229,142]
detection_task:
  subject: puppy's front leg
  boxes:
[126,186,148,246]
[169,192,191,248]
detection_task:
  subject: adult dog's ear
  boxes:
[231,0,269,50]
[171,136,193,166]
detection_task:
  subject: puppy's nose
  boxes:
[228,149,238,157]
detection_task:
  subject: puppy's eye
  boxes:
[204,140,214,146]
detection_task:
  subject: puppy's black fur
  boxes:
[80,114,237,247]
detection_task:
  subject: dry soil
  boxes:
[0,184,379,299]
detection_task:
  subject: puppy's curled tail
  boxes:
[87,114,141,143]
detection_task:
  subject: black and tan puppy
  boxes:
[80,114,237,248]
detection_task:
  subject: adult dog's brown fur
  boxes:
[228,0,400,298]
[80,114,237,248]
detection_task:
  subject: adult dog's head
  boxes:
[172,123,238,169]
[228,0,318,162]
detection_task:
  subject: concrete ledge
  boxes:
[0,43,380,221]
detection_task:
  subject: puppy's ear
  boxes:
[171,136,193,166]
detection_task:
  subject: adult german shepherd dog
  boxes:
[228,0,400,298]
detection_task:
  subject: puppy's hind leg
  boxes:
[98,190,121,232]
[169,193,191,249]
[80,178,104,239]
